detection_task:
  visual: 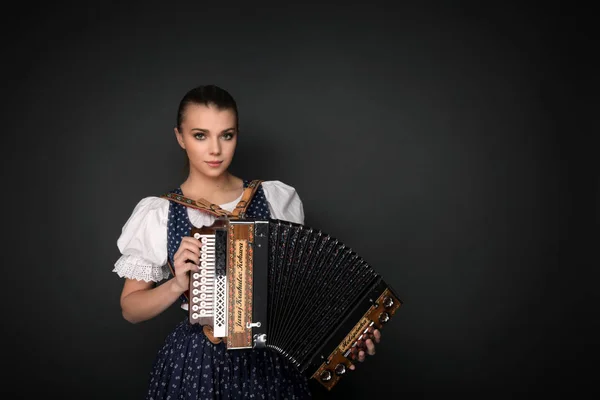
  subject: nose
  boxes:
[209,137,221,155]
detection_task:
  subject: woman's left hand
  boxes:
[349,328,381,370]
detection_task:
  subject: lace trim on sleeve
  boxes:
[112,254,171,282]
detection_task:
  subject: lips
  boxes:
[205,161,223,167]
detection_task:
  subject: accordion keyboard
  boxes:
[189,233,215,324]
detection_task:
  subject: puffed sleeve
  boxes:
[112,196,171,282]
[261,180,305,224]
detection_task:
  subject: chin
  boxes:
[200,169,224,177]
[200,165,229,177]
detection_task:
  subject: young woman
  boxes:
[113,85,380,399]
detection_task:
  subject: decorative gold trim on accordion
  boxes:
[227,222,255,349]
[311,287,402,390]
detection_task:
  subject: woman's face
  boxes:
[175,104,237,178]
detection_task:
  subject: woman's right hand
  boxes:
[171,236,203,293]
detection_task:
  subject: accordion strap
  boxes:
[159,193,232,218]
[231,179,262,218]
[160,180,263,219]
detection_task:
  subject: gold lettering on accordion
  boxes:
[339,316,370,353]
[232,239,247,334]
[227,223,254,349]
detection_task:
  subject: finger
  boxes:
[181,236,203,248]
[365,338,376,356]
[175,249,201,266]
[358,350,365,362]
[173,259,199,277]
[172,263,194,288]
[179,248,201,262]
[174,248,198,265]
[176,239,202,258]
[177,239,202,256]
[174,259,195,275]
[373,329,381,343]
[349,363,356,371]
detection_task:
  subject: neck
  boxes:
[180,170,239,198]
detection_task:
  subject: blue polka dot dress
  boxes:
[145,180,313,400]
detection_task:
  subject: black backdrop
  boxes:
[2,1,596,398]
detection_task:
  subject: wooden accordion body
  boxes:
[184,217,402,390]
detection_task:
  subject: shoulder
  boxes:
[260,180,304,224]
[124,196,170,224]
[118,195,170,239]
[260,180,302,199]
[114,195,171,278]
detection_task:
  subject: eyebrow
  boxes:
[190,127,236,133]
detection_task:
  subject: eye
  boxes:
[221,132,235,140]
[193,133,206,140]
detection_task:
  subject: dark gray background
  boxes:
[2,1,596,398]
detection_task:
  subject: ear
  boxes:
[174,127,185,150]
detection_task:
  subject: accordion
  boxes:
[182,216,402,391]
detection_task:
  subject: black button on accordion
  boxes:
[184,217,402,391]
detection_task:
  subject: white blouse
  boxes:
[112,180,305,283]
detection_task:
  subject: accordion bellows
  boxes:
[186,217,402,390]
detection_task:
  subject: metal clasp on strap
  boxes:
[246,321,261,328]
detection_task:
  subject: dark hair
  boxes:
[176,84,239,131]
